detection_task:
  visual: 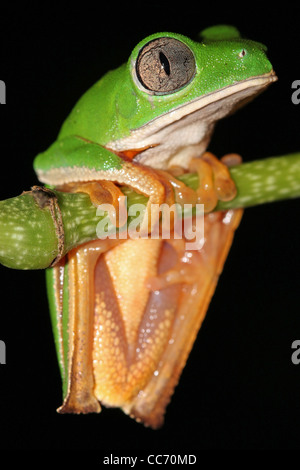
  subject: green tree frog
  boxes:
[33,25,277,428]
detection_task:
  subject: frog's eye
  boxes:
[135,37,196,95]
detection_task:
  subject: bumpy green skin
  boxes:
[33,27,273,175]
[34,136,124,173]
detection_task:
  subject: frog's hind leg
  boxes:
[122,208,243,428]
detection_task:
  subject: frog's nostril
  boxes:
[238,49,247,58]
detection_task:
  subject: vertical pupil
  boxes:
[159,52,170,76]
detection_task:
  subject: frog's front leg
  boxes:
[189,151,241,212]
[36,138,240,230]
[35,137,178,233]
[118,160,177,232]
[58,152,240,231]
[59,160,177,233]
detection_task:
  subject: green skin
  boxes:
[33,26,276,398]
[33,25,274,180]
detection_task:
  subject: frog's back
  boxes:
[58,64,127,145]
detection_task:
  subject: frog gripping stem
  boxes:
[189,152,240,212]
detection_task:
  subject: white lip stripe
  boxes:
[36,167,126,186]
[107,72,277,152]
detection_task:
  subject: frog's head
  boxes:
[59,26,277,170]
[105,26,277,169]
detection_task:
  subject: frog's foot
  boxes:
[220,153,242,168]
[59,180,128,228]
[146,238,203,291]
[155,169,198,206]
[120,162,177,234]
[189,151,241,212]
[58,162,177,235]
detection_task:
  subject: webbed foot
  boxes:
[189,151,241,212]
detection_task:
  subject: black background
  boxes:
[0,3,299,453]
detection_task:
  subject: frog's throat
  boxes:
[107,71,277,170]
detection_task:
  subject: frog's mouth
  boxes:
[108,71,277,170]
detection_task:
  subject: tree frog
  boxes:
[33,25,276,428]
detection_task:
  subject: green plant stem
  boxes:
[0,153,299,270]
